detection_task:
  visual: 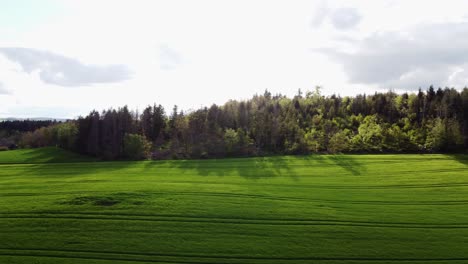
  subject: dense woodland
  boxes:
[1,86,468,159]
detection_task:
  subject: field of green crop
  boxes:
[1,148,468,264]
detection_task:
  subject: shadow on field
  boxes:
[142,154,365,180]
[148,157,299,180]
[309,154,366,176]
[328,155,365,176]
[19,159,136,179]
[1,147,130,179]
[448,154,468,167]
[16,147,95,164]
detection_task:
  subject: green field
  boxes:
[1,148,468,264]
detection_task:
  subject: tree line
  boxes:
[0,120,58,150]
[2,86,468,159]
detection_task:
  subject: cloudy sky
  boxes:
[1,0,468,118]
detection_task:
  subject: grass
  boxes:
[0,147,96,164]
[0,148,468,263]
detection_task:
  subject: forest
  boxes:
[1,86,467,159]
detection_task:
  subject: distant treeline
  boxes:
[0,120,58,150]
[0,120,57,133]
[2,86,468,158]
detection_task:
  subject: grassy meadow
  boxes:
[1,148,468,263]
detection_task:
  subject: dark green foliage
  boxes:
[5,87,468,159]
[0,120,56,133]
[122,133,151,160]
[141,104,165,143]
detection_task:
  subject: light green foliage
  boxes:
[19,122,77,150]
[236,128,253,149]
[224,128,239,154]
[1,149,468,263]
[424,118,463,151]
[20,127,53,148]
[383,124,411,152]
[351,115,384,152]
[425,118,447,151]
[304,128,324,152]
[223,128,253,156]
[407,128,425,150]
[446,118,464,149]
[328,129,351,153]
[122,134,151,160]
[54,122,78,149]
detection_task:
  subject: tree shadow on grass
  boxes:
[1,147,149,179]
[448,154,468,167]
[13,147,96,164]
[327,155,366,176]
[12,157,135,180]
[142,154,365,180]
[144,156,299,181]
[305,154,366,176]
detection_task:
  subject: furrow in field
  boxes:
[1,167,467,179]
[3,181,468,192]
[1,248,468,263]
[1,212,467,228]
[2,190,468,205]
[0,252,200,264]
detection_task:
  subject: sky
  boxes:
[1,0,468,118]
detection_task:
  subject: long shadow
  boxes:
[304,154,365,176]
[0,147,98,166]
[144,156,299,181]
[6,148,365,181]
[143,154,365,180]
[448,154,468,167]
[327,155,366,176]
[2,148,135,179]
[18,160,138,179]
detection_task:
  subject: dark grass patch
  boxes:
[63,196,121,206]
[93,198,120,206]
[61,192,148,207]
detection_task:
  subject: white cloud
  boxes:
[159,44,182,70]
[0,82,11,96]
[0,82,10,95]
[321,22,468,90]
[329,8,362,30]
[311,1,361,30]
[311,0,330,28]
[0,48,132,86]
[1,0,468,118]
